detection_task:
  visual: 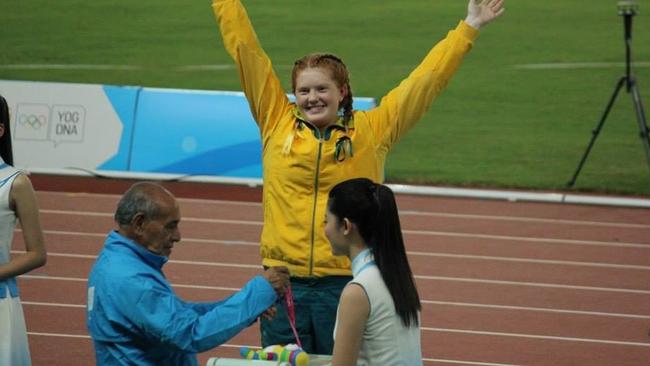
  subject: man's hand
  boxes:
[263,266,290,297]
[261,306,278,321]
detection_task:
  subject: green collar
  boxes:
[291,106,355,140]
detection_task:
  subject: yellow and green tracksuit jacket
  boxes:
[213,0,478,277]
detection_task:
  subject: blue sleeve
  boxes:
[117,275,277,353]
[185,300,224,315]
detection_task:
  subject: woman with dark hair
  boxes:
[326,178,421,365]
[0,94,47,365]
[0,96,13,165]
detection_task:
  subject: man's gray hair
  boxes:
[114,182,165,226]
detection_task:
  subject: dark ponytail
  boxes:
[0,95,13,166]
[328,178,421,327]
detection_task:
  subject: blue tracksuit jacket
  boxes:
[86,231,276,365]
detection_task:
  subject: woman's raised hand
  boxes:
[465,0,505,29]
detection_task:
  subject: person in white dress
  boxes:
[0,95,47,366]
[326,178,422,366]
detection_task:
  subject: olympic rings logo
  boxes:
[18,114,47,130]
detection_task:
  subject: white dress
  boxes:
[0,158,32,366]
[334,249,422,366]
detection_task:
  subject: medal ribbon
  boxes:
[285,284,302,348]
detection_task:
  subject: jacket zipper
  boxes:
[309,130,324,276]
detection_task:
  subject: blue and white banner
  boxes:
[0,80,133,171]
[130,88,263,178]
[0,80,376,179]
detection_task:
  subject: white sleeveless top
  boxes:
[334,249,422,366]
[0,157,21,298]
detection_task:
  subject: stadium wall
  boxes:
[0,79,376,179]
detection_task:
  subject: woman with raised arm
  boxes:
[212,0,504,354]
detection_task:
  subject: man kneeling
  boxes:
[86,182,289,365]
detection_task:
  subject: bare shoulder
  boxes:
[339,282,370,316]
[9,173,37,210]
[12,173,34,190]
[341,282,368,302]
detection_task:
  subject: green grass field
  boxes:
[1,0,649,195]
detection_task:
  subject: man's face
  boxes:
[138,198,181,257]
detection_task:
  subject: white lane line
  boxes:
[40,209,263,226]
[416,275,650,295]
[176,65,236,71]
[424,359,521,366]
[21,274,240,291]
[21,270,650,296]
[40,206,649,229]
[410,252,650,271]
[14,248,649,272]
[424,327,650,347]
[13,251,262,269]
[400,210,650,229]
[37,210,650,249]
[40,229,106,238]
[0,64,141,70]
[169,259,259,269]
[513,61,650,70]
[34,228,648,252]
[421,300,650,320]
[22,297,650,320]
[177,64,293,71]
[23,229,106,238]
[32,228,649,252]
[22,301,85,309]
[39,189,649,227]
[26,329,649,353]
[28,331,90,339]
[177,237,258,246]
[38,190,263,207]
[27,229,259,246]
[178,199,261,207]
[404,229,650,249]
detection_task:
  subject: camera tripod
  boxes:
[567,1,650,188]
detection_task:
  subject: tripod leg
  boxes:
[568,77,627,187]
[628,78,650,172]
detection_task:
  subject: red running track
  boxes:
[11,175,650,365]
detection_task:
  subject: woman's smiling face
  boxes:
[294,67,346,130]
